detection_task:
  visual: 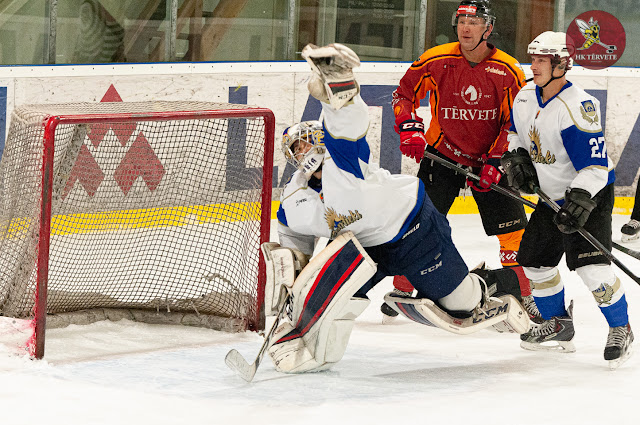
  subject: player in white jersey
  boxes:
[501,31,633,368]
[262,43,529,374]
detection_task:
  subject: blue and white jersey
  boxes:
[507,81,615,202]
[278,94,424,248]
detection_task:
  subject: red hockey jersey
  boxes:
[393,42,525,167]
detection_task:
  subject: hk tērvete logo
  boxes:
[567,10,626,70]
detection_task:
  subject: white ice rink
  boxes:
[1,214,639,424]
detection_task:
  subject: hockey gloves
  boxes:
[554,188,597,234]
[302,43,361,110]
[500,148,539,194]
[397,119,427,163]
[468,155,502,192]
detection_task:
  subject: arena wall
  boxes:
[0,62,638,214]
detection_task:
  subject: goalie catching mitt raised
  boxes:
[302,43,360,110]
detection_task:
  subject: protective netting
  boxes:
[0,101,273,334]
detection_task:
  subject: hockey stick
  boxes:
[535,189,640,285]
[422,150,640,260]
[225,293,289,382]
[611,242,640,260]
[423,150,538,209]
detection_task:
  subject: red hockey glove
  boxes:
[468,156,502,192]
[396,119,427,163]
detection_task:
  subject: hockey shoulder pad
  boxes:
[268,231,376,373]
[384,293,529,335]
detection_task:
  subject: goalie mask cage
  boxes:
[0,101,275,359]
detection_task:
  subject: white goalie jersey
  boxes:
[277,94,424,249]
[507,82,615,202]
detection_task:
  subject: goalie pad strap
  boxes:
[385,293,529,335]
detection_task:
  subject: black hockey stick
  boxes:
[534,189,640,284]
[423,150,538,209]
[422,150,640,261]
[225,293,289,382]
[611,242,640,261]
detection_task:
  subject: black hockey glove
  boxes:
[553,188,597,234]
[500,148,539,194]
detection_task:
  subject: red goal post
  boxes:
[0,101,275,358]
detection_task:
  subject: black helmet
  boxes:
[451,0,496,31]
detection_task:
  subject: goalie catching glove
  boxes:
[302,43,360,110]
[267,231,376,373]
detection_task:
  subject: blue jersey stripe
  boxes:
[323,127,370,180]
[276,205,288,227]
[561,125,607,171]
[388,180,425,243]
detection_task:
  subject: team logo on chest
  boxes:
[528,126,556,164]
[580,100,599,125]
[460,84,482,105]
[325,207,363,239]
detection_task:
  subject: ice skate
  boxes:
[381,288,413,324]
[520,301,576,353]
[621,219,640,242]
[605,323,634,370]
[522,294,544,324]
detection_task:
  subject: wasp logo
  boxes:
[576,17,617,54]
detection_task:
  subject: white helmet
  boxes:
[528,31,574,69]
[282,120,325,179]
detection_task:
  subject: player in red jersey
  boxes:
[383,0,540,325]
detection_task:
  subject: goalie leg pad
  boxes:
[384,292,529,335]
[268,231,376,373]
[270,296,370,373]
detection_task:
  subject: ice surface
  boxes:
[1,215,639,424]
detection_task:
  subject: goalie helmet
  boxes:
[282,121,326,179]
[451,0,495,32]
[528,31,574,70]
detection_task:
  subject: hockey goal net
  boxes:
[0,101,274,358]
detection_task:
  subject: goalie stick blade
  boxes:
[225,349,257,382]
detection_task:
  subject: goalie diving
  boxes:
[226,43,529,379]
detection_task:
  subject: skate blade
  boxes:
[608,345,633,370]
[382,313,399,325]
[520,340,576,353]
[621,234,640,243]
